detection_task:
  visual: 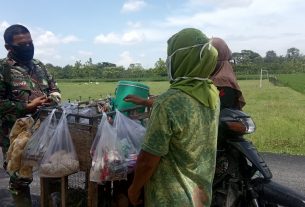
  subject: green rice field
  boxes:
[58,81,170,101]
[277,73,305,95]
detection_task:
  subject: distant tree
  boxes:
[286,47,300,59]
[72,60,85,78]
[93,62,117,78]
[42,45,305,80]
[85,58,95,82]
[125,63,144,78]
[103,66,125,79]
[128,63,144,70]
[265,50,277,62]
[153,58,167,76]
[232,52,243,64]
[97,62,116,68]
[45,63,61,79]
[232,50,262,74]
[241,50,262,63]
[74,60,82,68]
[62,65,73,79]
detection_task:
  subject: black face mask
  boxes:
[10,43,34,62]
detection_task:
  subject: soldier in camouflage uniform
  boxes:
[128,28,220,207]
[0,24,60,207]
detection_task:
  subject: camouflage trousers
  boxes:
[1,136,9,158]
[2,147,33,207]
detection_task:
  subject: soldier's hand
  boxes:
[26,96,49,112]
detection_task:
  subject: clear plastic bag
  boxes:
[61,102,78,123]
[39,111,79,177]
[114,109,146,154]
[22,109,57,167]
[114,109,146,172]
[90,113,127,183]
[90,114,106,157]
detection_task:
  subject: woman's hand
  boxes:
[124,95,146,106]
[128,185,143,206]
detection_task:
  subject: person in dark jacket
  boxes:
[210,37,246,110]
[0,24,60,207]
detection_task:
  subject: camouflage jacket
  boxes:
[0,57,60,148]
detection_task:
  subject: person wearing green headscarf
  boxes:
[128,28,220,207]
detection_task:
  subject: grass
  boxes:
[277,73,305,95]
[58,80,305,155]
[241,80,305,155]
[58,81,169,101]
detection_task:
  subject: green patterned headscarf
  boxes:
[167,28,219,109]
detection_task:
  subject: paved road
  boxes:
[262,152,305,195]
[1,150,305,206]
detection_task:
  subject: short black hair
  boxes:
[4,24,30,45]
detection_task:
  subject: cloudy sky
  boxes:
[1,0,305,68]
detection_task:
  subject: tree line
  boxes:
[46,47,305,81]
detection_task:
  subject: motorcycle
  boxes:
[212,108,305,207]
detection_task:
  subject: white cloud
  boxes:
[127,21,142,28]
[2,0,305,68]
[94,31,144,44]
[116,51,135,67]
[35,47,57,56]
[35,31,60,46]
[0,21,9,33]
[70,56,77,62]
[122,31,144,43]
[158,0,305,56]
[34,31,80,46]
[121,0,146,13]
[78,50,93,57]
[163,0,302,32]
[39,54,62,65]
[28,29,80,65]
[0,23,79,53]
[94,33,120,44]
[62,35,80,44]
[34,47,59,64]
[188,0,253,8]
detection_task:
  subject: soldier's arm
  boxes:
[44,67,61,103]
[36,60,60,93]
[45,69,60,93]
[0,72,27,118]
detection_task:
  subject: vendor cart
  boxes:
[38,104,149,207]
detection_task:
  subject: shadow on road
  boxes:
[1,150,305,205]
[0,189,40,207]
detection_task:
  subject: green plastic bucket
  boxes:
[114,81,149,111]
